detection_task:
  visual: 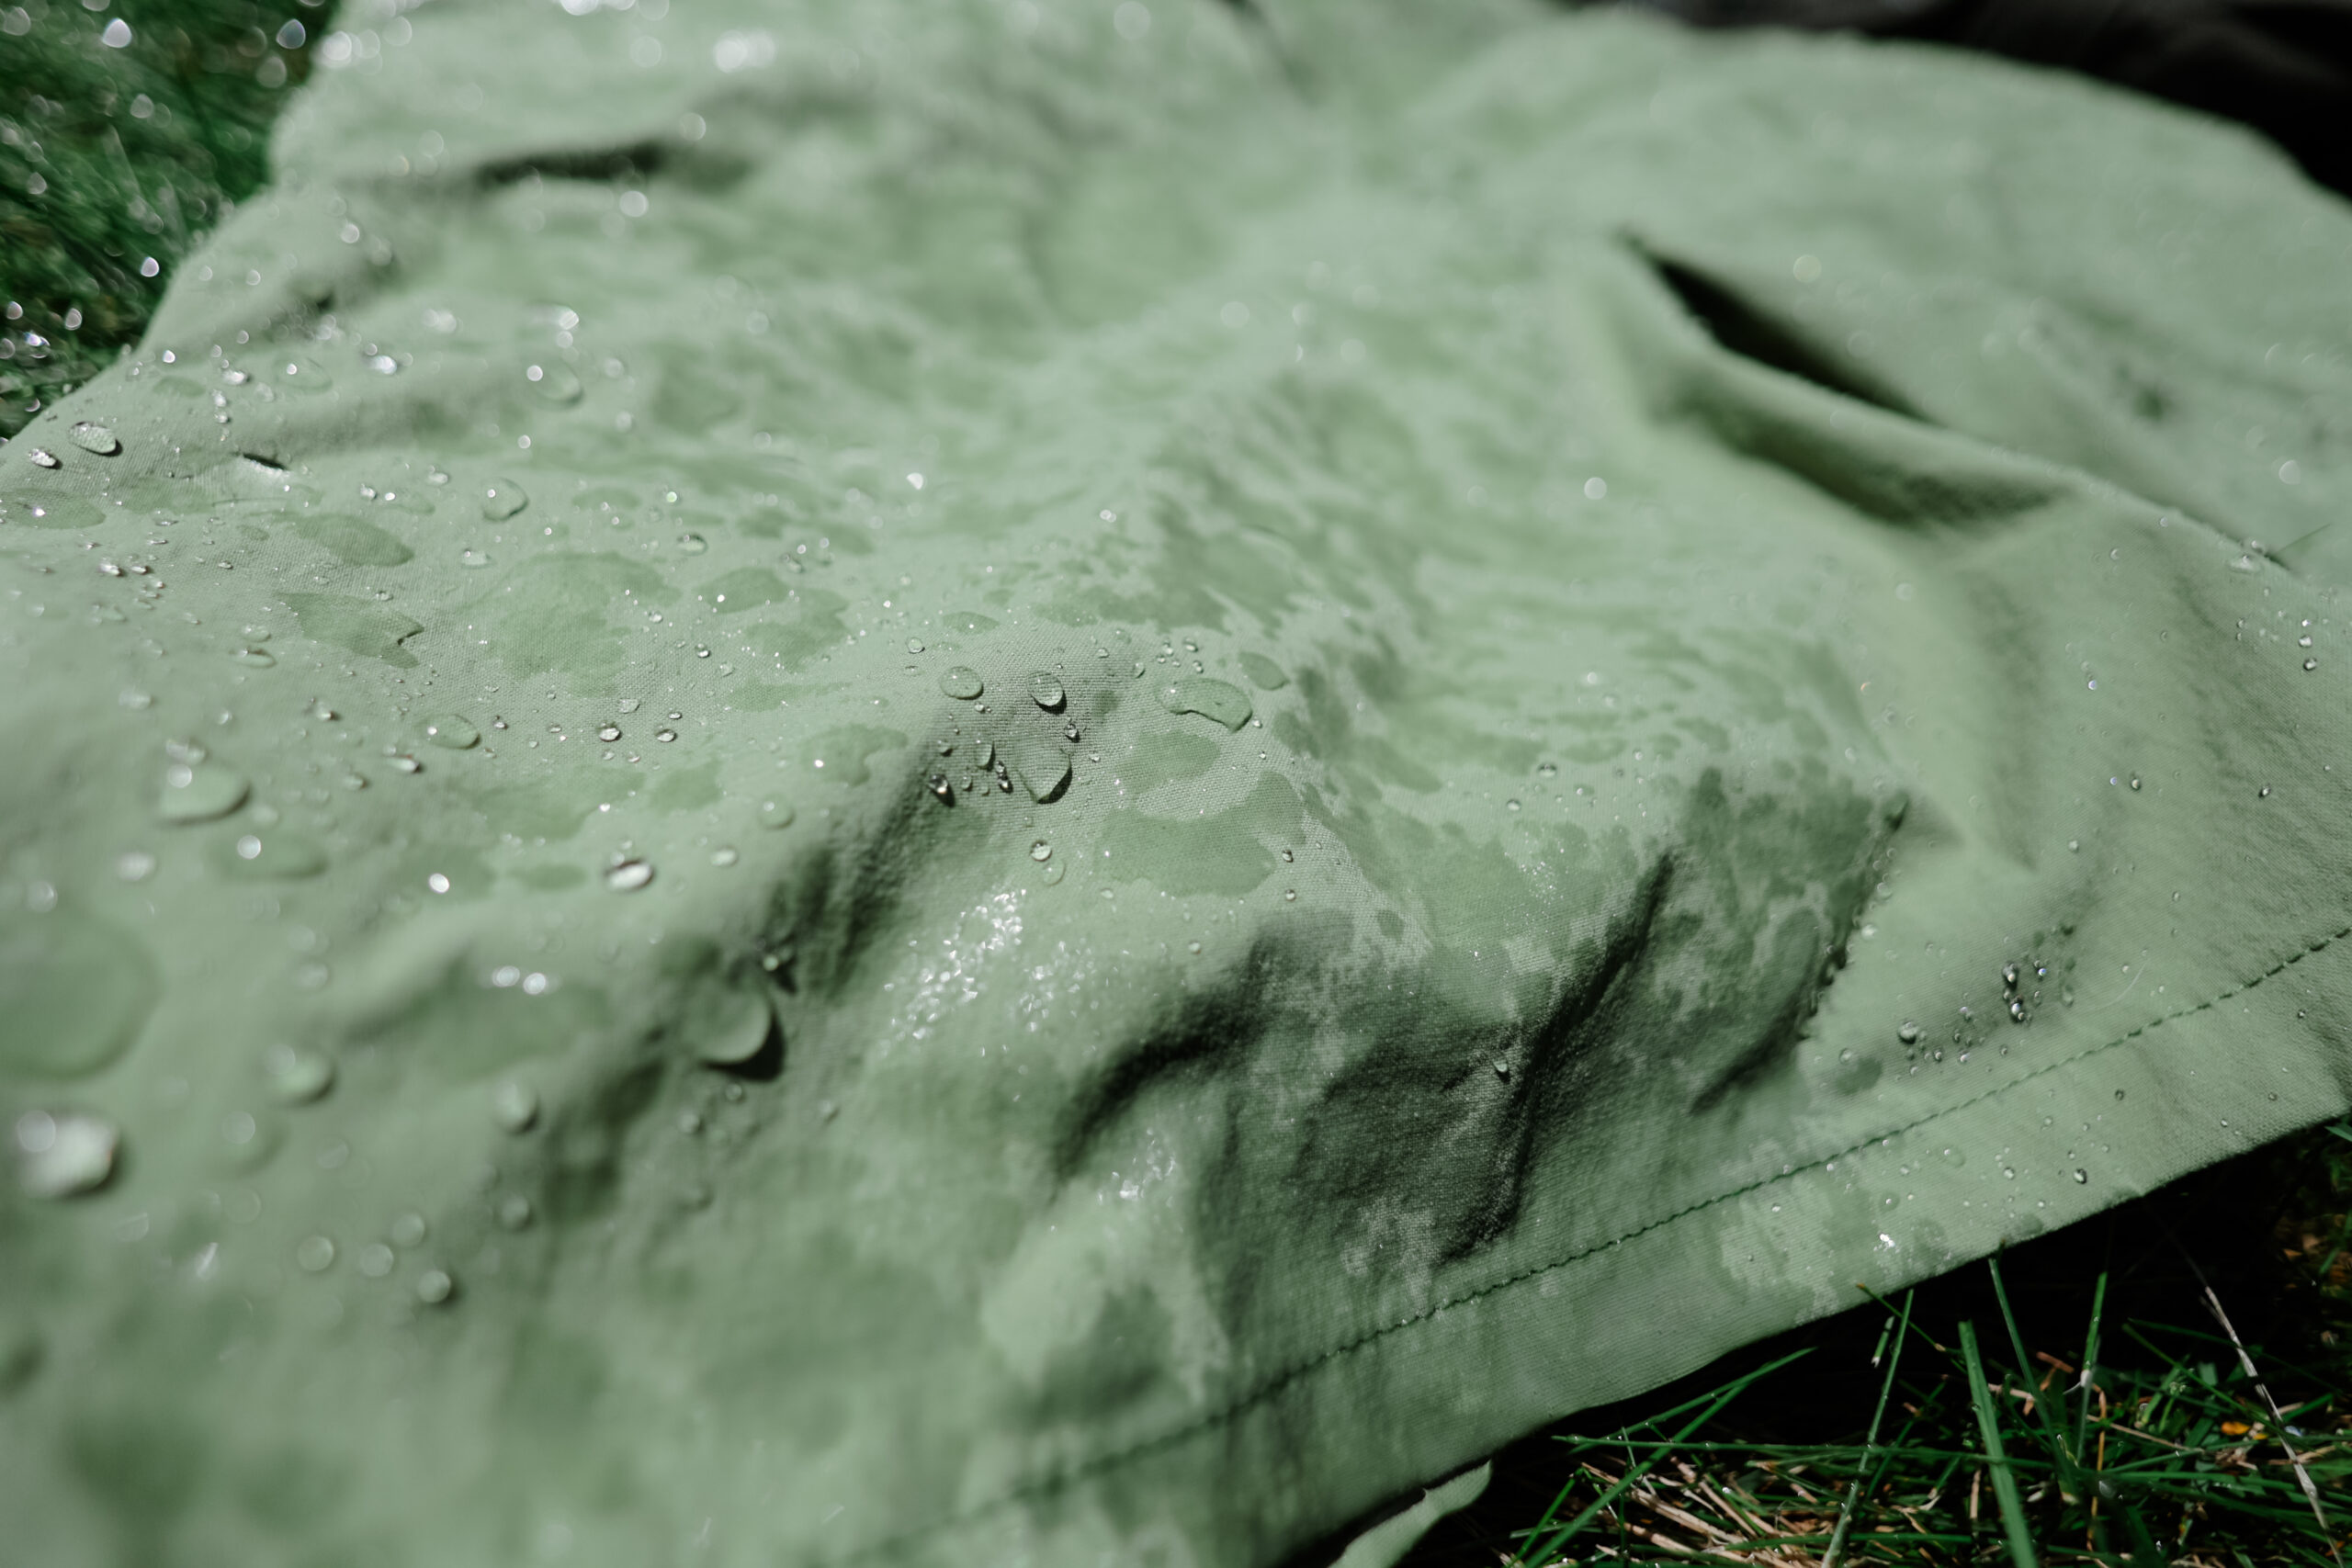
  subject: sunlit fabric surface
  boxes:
[4,3,2351,1564]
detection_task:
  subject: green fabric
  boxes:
[5,3,2351,1564]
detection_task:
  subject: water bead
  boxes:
[481,479,528,520]
[13,1111,119,1199]
[157,761,250,823]
[491,1080,539,1134]
[262,1043,335,1104]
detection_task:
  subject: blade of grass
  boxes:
[1822,1290,1912,1568]
[2073,1271,2108,1465]
[1989,1253,2080,1499]
[1959,1318,2041,1568]
[2198,1280,2335,1555]
[1510,1350,1811,1567]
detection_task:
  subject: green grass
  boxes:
[1396,1121,2352,1567]
[1,0,326,437]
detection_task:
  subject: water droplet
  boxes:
[2129,775,2141,790]
[389,1211,427,1247]
[939,666,984,701]
[232,646,277,668]
[1030,840,1052,862]
[2259,785,2272,798]
[28,448,61,469]
[654,728,677,743]
[757,799,795,829]
[415,1269,454,1305]
[1896,1021,1921,1044]
[596,724,624,743]
[425,873,451,895]
[13,1111,118,1199]
[69,421,120,456]
[926,771,953,802]
[710,846,739,868]
[1157,676,1252,731]
[213,831,331,884]
[261,1043,334,1103]
[1015,750,1071,804]
[356,1243,395,1277]
[389,754,423,774]
[1505,798,1521,812]
[526,363,582,405]
[1029,671,1066,711]
[2072,1168,2088,1184]
[1041,861,1065,885]
[157,761,249,823]
[481,479,528,520]
[2305,659,2318,671]
[295,1235,336,1273]
[491,1079,539,1133]
[604,857,654,893]
[423,716,480,750]
[497,1193,534,1229]
[115,851,157,882]
[459,548,492,569]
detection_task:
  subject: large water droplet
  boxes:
[158,761,249,823]
[424,716,481,750]
[261,1043,335,1103]
[14,1111,119,1199]
[939,666,984,701]
[69,421,120,456]
[415,1269,455,1305]
[604,857,654,893]
[1238,651,1288,691]
[0,908,161,1080]
[526,363,583,406]
[691,985,775,1067]
[295,1235,337,1273]
[481,479,528,521]
[214,829,328,881]
[28,448,61,469]
[491,1079,539,1133]
[1030,840,1052,862]
[758,799,795,829]
[1158,676,1252,731]
[1029,672,1066,711]
[1896,1021,1921,1044]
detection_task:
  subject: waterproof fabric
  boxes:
[5,4,2352,1565]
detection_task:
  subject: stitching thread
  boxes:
[839,920,2352,1562]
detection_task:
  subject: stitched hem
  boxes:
[836,919,2352,1562]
